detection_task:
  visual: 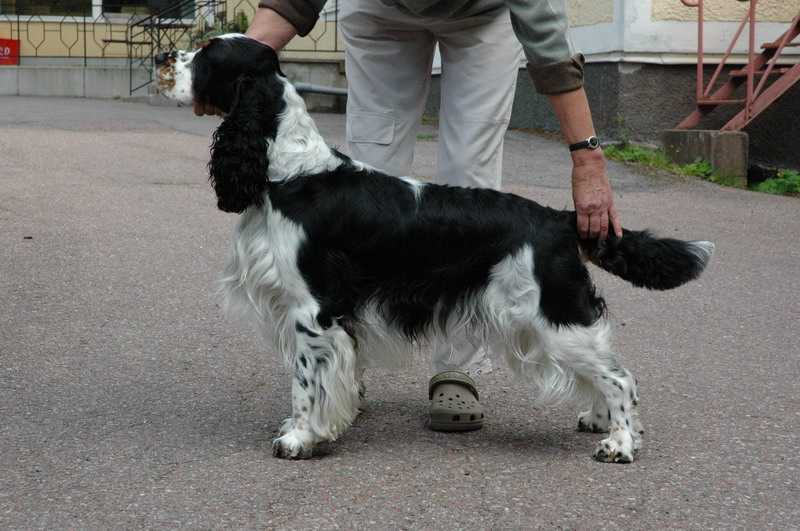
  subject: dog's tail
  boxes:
[578,229,714,290]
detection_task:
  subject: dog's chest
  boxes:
[222,205,318,323]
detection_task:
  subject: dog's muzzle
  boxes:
[153,51,177,91]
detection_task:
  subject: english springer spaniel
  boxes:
[154,34,714,463]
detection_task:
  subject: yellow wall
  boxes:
[0,19,131,58]
[653,0,798,22]
[568,0,615,27]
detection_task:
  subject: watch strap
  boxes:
[569,136,600,152]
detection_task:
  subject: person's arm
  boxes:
[245,7,298,50]
[505,0,621,240]
[549,88,621,240]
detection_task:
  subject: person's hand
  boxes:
[571,151,622,240]
[193,100,223,117]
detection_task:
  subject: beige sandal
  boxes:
[428,371,484,432]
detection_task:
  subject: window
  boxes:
[102,1,193,18]
[0,1,194,18]
[0,1,91,16]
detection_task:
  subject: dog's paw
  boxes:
[278,417,295,437]
[592,430,635,464]
[272,430,314,460]
[577,410,609,433]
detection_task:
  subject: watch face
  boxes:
[588,136,600,149]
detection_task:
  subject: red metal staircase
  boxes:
[676,0,800,131]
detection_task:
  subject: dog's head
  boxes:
[154,34,287,213]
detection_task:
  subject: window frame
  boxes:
[0,1,195,24]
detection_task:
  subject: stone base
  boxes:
[0,59,347,112]
[661,129,749,186]
[0,65,151,98]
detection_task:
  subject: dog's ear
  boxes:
[209,75,280,213]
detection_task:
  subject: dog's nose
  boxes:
[154,51,174,66]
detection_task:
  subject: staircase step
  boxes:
[698,98,745,106]
[730,67,792,77]
[761,42,800,49]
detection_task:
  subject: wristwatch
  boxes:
[569,136,601,152]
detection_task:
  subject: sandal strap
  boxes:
[428,371,479,401]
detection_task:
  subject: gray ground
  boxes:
[1,96,798,530]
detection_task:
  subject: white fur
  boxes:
[219,202,319,365]
[267,78,343,182]
[689,240,715,265]
[159,50,196,105]
[399,176,426,204]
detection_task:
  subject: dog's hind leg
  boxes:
[543,320,642,463]
[272,319,360,459]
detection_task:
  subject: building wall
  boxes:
[566,0,798,60]
[568,0,615,27]
[652,0,797,22]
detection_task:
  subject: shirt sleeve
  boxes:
[504,0,585,95]
[258,0,327,37]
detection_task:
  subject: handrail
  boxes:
[678,0,759,123]
[676,0,800,130]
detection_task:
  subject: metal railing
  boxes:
[1,0,344,94]
[127,0,224,93]
[677,0,800,130]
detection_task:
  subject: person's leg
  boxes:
[341,0,483,431]
[435,7,522,190]
[428,7,523,378]
[339,0,436,175]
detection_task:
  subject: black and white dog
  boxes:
[155,34,713,463]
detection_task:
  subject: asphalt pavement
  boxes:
[1,96,798,529]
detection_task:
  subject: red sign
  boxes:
[0,39,20,66]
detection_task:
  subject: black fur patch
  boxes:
[194,37,286,213]
[269,164,606,335]
[295,323,319,337]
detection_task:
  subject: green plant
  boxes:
[681,159,713,179]
[192,12,250,44]
[603,144,673,171]
[754,169,800,195]
[604,144,722,183]
[421,115,439,127]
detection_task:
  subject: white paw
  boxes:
[278,417,295,437]
[593,429,635,464]
[272,430,314,460]
[577,409,609,433]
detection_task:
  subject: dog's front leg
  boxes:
[272,321,360,459]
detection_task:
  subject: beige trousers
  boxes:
[340,0,523,374]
